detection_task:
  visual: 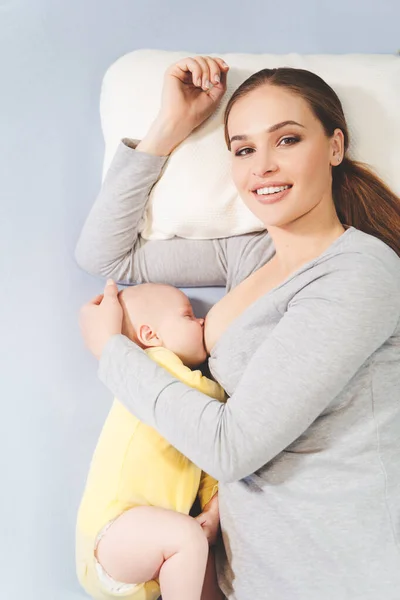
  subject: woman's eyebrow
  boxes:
[229,120,305,144]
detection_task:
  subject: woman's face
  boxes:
[227,85,343,229]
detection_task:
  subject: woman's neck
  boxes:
[267,213,346,276]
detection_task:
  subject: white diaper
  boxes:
[94,520,138,595]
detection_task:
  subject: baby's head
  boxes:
[118,283,206,368]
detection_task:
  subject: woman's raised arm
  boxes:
[75,56,237,286]
[75,139,231,287]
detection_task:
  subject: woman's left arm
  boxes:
[86,255,400,483]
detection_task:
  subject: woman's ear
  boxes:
[138,324,163,347]
[330,128,345,166]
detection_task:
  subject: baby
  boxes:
[76,283,226,600]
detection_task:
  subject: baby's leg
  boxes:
[96,506,209,600]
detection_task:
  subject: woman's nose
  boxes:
[252,151,278,177]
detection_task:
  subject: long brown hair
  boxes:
[223,68,400,256]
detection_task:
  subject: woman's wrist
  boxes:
[136,115,191,156]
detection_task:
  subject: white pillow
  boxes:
[100,49,400,240]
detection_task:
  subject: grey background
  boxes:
[1,1,399,598]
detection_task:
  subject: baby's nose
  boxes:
[198,318,205,326]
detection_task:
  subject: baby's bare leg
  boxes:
[96,506,209,600]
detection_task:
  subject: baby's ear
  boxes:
[138,324,162,347]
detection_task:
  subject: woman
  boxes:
[77,56,400,599]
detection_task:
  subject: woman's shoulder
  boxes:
[277,227,400,320]
[224,226,400,290]
[282,228,400,338]
[326,226,400,284]
[221,226,400,299]
[291,227,400,321]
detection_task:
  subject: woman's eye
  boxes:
[234,137,300,156]
[234,147,254,157]
[279,136,300,146]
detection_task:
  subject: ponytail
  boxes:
[333,158,400,257]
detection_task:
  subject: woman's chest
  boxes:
[204,259,285,355]
[204,253,331,395]
[207,293,284,396]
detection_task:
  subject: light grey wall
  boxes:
[1,1,398,598]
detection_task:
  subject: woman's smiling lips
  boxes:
[251,183,293,205]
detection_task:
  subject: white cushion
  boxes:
[100,49,400,240]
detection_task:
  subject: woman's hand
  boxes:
[137,56,230,156]
[195,493,221,546]
[79,279,123,360]
[159,56,230,136]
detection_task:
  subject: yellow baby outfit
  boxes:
[76,346,226,600]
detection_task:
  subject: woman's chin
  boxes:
[241,200,288,229]
[253,209,300,230]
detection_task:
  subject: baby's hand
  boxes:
[195,493,220,546]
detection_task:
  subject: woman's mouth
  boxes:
[252,184,293,205]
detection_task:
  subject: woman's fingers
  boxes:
[214,57,230,88]
[87,293,104,306]
[203,56,229,87]
[195,56,230,90]
[171,55,229,91]
[79,280,123,360]
[170,57,203,87]
[103,278,119,300]
[193,56,212,90]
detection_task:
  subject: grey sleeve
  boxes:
[98,255,400,483]
[74,141,234,287]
